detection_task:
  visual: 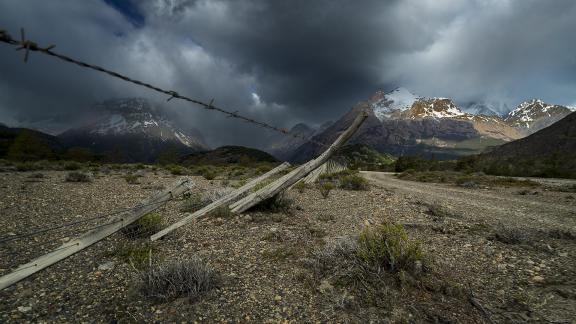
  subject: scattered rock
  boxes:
[97,261,116,271]
[531,276,545,283]
[17,306,31,313]
[319,280,334,294]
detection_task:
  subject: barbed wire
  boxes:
[0,197,172,245]
[0,27,328,148]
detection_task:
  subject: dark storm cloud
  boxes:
[0,0,575,147]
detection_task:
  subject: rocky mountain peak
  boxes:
[506,99,572,129]
[406,98,465,119]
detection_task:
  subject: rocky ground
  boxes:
[0,169,575,323]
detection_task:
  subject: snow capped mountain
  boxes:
[59,98,207,162]
[84,98,205,148]
[370,87,420,121]
[505,99,572,132]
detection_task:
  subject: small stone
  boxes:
[559,252,568,257]
[319,280,334,294]
[98,261,116,271]
[270,227,278,232]
[532,276,545,283]
[244,215,252,222]
[483,244,494,256]
[60,237,70,243]
[214,218,224,225]
[274,295,282,302]
[413,261,423,274]
[17,306,31,313]
[463,243,472,248]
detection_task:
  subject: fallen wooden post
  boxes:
[230,110,368,214]
[0,177,193,290]
[150,162,291,241]
[302,159,347,184]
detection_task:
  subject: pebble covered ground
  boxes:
[0,169,575,322]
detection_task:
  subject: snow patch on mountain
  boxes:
[371,87,420,121]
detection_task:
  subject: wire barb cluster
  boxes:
[0,27,328,147]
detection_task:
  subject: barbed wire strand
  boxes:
[0,197,173,244]
[0,28,329,148]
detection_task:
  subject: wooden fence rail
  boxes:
[0,177,193,290]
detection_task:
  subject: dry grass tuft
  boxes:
[137,257,220,301]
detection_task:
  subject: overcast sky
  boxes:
[0,0,575,147]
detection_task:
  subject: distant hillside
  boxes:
[182,146,278,165]
[334,144,395,170]
[463,112,576,178]
[0,125,61,160]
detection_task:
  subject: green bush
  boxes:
[123,174,140,184]
[122,213,164,238]
[111,243,155,269]
[319,182,334,198]
[167,165,186,175]
[294,181,308,193]
[339,174,369,191]
[357,223,423,273]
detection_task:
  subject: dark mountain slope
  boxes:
[465,112,576,178]
[182,146,278,165]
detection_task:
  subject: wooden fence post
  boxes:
[230,110,368,214]
[151,162,291,241]
[0,177,193,290]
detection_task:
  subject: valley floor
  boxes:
[0,169,575,322]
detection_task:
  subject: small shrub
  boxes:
[112,243,155,269]
[15,162,37,171]
[180,194,205,213]
[339,174,369,191]
[65,171,91,183]
[122,213,164,239]
[28,172,45,179]
[203,171,216,180]
[357,223,423,273]
[168,165,185,175]
[63,161,82,171]
[137,257,220,301]
[123,174,140,184]
[426,202,453,220]
[208,206,233,218]
[492,226,526,244]
[319,182,334,198]
[294,181,308,193]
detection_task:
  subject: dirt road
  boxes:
[362,171,576,230]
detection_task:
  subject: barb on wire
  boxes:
[0,27,329,147]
